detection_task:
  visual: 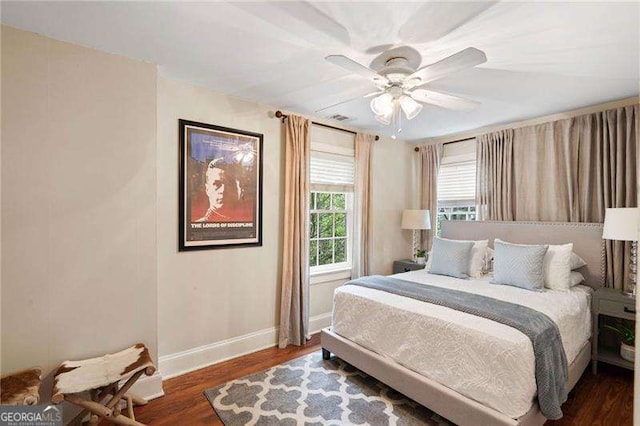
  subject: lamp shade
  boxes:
[401,209,431,230]
[602,208,640,241]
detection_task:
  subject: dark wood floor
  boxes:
[135,333,633,425]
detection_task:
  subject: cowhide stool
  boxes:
[51,343,156,426]
[0,368,42,405]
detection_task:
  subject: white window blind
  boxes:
[438,160,476,205]
[310,151,354,192]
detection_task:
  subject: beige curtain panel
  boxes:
[478,104,638,291]
[419,144,442,251]
[476,129,514,221]
[352,133,376,278]
[278,114,311,348]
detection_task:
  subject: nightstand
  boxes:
[592,287,636,374]
[393,259,426,274]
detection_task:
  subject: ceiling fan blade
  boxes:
[325,55,388,84]
[364,91,384,98]
[410,89,480,112]
[406,47,487,87]
[314,94,364,113]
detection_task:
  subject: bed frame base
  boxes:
[321,328,591,426]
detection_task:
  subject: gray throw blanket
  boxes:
[345,275,568,420]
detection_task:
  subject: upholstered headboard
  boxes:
[441,221,605,289]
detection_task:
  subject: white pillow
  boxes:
[427,238,488,278]
[544,243,573,291]
[469,239,489,278]
[570,252,587,270]
[570,271,585,286]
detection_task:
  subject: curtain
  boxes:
[477,129,514,221]
[419,144,442,250]
[278,115,310,348]
[479,105,638,291]
[352,133,376,278]
[577,105,638,290]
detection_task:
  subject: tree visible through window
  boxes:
[309,191,350,269]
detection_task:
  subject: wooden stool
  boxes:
[51,343,156,426]
[0,368,42,405]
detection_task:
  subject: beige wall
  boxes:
[157,77,414,359]
[0,25,415,382]
[157,77,285,357]
[1,26,158,374]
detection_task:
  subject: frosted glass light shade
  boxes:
[399,95,423,120]
[370,93,394,116]
[602,208,639,241]
[401,209,431,230]
[375,114,391,125]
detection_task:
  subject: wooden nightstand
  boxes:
[393,259,426,274]
[592,287,636,374]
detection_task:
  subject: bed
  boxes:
[321,221,604,426]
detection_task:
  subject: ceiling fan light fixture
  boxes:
[370,93,394,116]
[399,95,423,120]
[374,112,392,125]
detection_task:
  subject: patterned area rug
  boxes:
[204,351,453,425]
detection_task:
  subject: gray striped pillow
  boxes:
[429,237,475,279]
[492,239,549,291]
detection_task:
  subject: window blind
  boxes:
[310,151,354,192]
[438,160,476,204]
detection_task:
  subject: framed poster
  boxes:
[179,119,263,251]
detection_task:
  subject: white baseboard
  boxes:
[309,312,332,334]
[128,371,164,401]
[159,312,333,380]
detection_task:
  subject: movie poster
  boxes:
[179,120,263,251]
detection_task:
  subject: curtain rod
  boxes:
[413,137,475,152]
[274,111,380,141]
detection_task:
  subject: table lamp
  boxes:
[401,209,431,262]
[602,207,639,297]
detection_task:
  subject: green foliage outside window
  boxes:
[309,191,350,268]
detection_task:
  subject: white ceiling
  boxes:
[2,1,639,141]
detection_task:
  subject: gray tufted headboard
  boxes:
[441,221,605,289]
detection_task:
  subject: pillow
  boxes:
[429,237,475,279]
[570,252,587,270]
[570,271,585,287]
[544,243,574,291]
[492,239,549,291]
[426,239,488,277]
[468,239,489,278]
[485,247,495,273]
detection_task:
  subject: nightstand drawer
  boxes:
[599,299,636,319]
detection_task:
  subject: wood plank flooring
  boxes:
[135,334,633,425]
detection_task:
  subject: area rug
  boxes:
[204,351,453,425]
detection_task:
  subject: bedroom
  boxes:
[0,1,637,426]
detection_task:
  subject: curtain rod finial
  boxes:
[414,147,419,152]
[274,110,288,123]
[375,135,380,141]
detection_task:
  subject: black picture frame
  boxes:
[178,119,263,251]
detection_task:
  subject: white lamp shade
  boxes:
[602,207,640,241]
[401,209,431,230]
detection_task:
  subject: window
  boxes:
[309,143,354,274]
[309,192,352,271]
[436,140,477,235]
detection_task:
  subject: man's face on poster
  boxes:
[205,160,225,210]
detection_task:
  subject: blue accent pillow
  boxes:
[492,239,549,291]
[429,237,475,279]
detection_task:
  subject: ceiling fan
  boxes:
[324,46,487,136]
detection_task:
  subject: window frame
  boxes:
[309,190,353,276]
[436,140,478,237]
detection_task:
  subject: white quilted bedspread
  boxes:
[332,270,592,419]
